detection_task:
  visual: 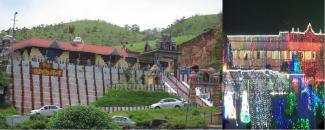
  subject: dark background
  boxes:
[223,0,324,35]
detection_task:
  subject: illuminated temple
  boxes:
[222,24,325,129]
[226,23,324,81]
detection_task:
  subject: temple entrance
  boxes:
[189,69,221,107]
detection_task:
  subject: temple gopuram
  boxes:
[139,34,180,75]
[226,23,324,81]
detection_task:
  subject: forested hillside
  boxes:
[0,13,221,51]
[2,20,144,46]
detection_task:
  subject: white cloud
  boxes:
[0,0,222,31]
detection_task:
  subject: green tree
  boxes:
[47,105,117,129]
[0,71,9,104]
[123,67,132,83]
[11,114,49,129]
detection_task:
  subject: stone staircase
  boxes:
[162,75,207,107]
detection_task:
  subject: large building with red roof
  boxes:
[1,37,143,113]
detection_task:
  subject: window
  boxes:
[289,51,292,60]
[257,51,260,59]
[282,51,287,60]
[232,50,237,59]
[304,51,312,60]
[50,106,58,109]
[121,117,127,122]
[312,51,316,60]
[169,99,176,102]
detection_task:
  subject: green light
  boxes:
[240,112,251,123]
[293,118,310,129]
[285,92,297,116]
[240,91,250,124]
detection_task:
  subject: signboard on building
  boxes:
[30,62,63,77]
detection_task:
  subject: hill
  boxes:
[163,14,221,37]
[4,20,145,46]
[125,14,222,52]
[1,14,221,51]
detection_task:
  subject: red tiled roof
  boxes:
[10,38,128,57]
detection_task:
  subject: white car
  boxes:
[150,98,184,109]
[30,105,61,116]
[73,37,84,43]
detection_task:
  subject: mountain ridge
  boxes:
[1,14,221,52]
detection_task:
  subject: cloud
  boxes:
[0,0,222,31]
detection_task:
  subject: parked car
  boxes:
[30,105,61,116]
[150,98,184,109]
[112,116,136,129]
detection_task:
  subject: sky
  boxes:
[223,0,324,35]
[0,0,222,31]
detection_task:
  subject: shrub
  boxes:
[0,114,6,129]
[112,107,215,129]
[0,106,18,129]
[47,105,118,129]
[11,114,48,129]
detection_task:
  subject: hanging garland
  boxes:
[285,92,297,116]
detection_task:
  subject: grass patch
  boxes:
[0,104,19,129]
[93,90,179,107]
[110,107,221,129]
[10,114,49,129]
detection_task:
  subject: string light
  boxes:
[223,60,324,129]
[224,91,236,119]
[240,90,251,123]
[293,118,310,129]
[285,92,297,116]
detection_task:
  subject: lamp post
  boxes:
[9,12,18,106]
[12,12,18,37]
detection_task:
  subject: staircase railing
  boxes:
[163,75,208,107]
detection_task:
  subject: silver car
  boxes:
[112,116,136,129]
[30,105,61,116]
[150,98,184,109]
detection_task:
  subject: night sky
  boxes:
[223,0,324,35]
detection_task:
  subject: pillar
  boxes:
[189,71,197,104]
[213,72,221,107]
[174,56,178,78]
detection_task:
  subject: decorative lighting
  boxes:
[224,91,236,119]
[223,63,227,71]
[285,92,297,116]
[240,91,251,123]
[293,118,310,129]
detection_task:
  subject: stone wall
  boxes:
[178,29,216,68]
[7,56,144,114]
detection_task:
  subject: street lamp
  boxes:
[12,12,18,37]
